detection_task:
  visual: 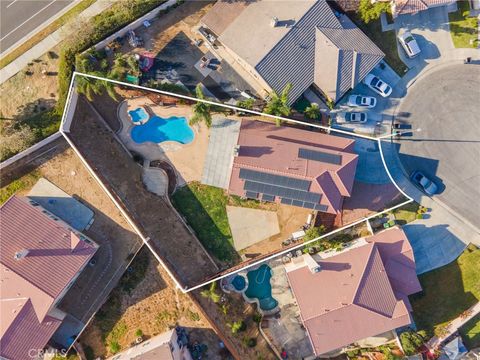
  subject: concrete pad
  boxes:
[28,178,94,231]
[226,206,280,251]
[142,167,168,197]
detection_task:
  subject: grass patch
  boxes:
[348,12,408,75]
[0,0,96,69]
[392,202,420,224]
[171,182,238,263]
[0,171,40,204]
[460,313,480,349]
[448,1,478,48]
[410,244,480,337]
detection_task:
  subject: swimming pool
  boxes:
[129,107,149,124]
[232,275,247,292]
[131,116,194,144]
[245,264,278,311]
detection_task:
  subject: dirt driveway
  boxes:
[68,96,218,288]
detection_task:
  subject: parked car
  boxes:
[364,74,392,97]
[398,31,421,58]
[336,112,367,124]
[411,171,438,195]
[347,95,377,108]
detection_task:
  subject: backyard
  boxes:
[448,1,478,48]
[459,314,480,349]
[80,248,226,359]
[410,244,480,337]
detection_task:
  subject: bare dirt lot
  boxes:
[80,248,226,359]
[68,96,218,287]
[0,47,60,120]
[0,140,143,323]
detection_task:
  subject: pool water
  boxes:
[245,264,278,311]
[131,116,194,144]
[129,107,149,123]
[232,275,246,291]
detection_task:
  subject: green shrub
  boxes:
[252,313,262,324]
[346,349,360,358]
[399,330,424,355]
[109,340,121,354]
[134,329,143,338]
[357,0,391,24]
[243,337,257,348]
[188,310,201,322]
[230,320,246,334]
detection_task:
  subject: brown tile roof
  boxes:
[200,1,250,36]
[228,120,358,214]
[286,227,421,355]
[392,0,454,16]
[0,196,97,360]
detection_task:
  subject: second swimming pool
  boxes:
[245,264,278,311]
[131,115,194,144]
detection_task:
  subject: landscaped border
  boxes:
[59,71,414,294]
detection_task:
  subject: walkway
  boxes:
[0,0,112,84]
[427,302,480,350]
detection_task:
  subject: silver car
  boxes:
[336,112,367,124]
[364,74,392,97]
[398,31,421,58]
[411,171,438,195]
[347,95,377,108]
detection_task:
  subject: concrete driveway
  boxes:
[394,64,480,230]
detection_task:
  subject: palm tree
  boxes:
[75,55,117,101]
[190,84,212,128]
[264,83,292,126]
[305,103,320,120]
[200,282,221,303]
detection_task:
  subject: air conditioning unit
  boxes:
[233,145,240,157]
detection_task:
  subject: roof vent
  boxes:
[14,249,30,260]
[270,16,278,28]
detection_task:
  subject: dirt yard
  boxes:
[0,47,60,120]
[0,140,143,322]
[80,249,226,359]
[68,95,218,287]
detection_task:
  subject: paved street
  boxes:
[394,64,480,230]
[0,0,75,54]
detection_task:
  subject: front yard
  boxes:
[348,12,408,75]
[459,313,480,349]
[410,244,480,337]
[449,1,478,48]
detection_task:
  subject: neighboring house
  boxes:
[107,329,192,360]
[285,227,422,356]
[0,196,98,360]
[374,0,455,17]
[228,120,358,214]
[201,0,384,104]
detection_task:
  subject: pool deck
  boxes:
[117,97,209,185]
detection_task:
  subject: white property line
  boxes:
[60,71,414,293]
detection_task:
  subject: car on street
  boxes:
[411,171,438,195]
[364,74,392,97]
[398,31,421,58]
[336,112,367,124]
[347,95,377,108]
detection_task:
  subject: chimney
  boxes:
[14,249,30,260]
[71,233,81,251]
[270,16,278,28]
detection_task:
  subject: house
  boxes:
[201,0,385,104]
[0,196,98,360]
[228,120,358,214]
[374,0,455,17]
[106,328,192,360]
[285,227,422,356]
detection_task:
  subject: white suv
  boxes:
[398,31,421,58]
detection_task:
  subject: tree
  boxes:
[109,54,139,81]
[399,330,424,355]
[264,83,292,126]
[304,225,327,242]
[357,0,391,24]
[190,84,212,128]
[228,320,246,334]
[304,103,320,120]
[75,55,117,101]
[200,282,221,303]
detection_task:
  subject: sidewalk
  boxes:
[427,302,480,350]
[0,0,112,85]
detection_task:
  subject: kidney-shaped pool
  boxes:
[131,115,194,144]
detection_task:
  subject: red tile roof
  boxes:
[392,0,454,16]
[0,196,97,360]
[286,227,421,355]
[228,120,358,213]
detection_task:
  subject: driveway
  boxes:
[394,64,480,230]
